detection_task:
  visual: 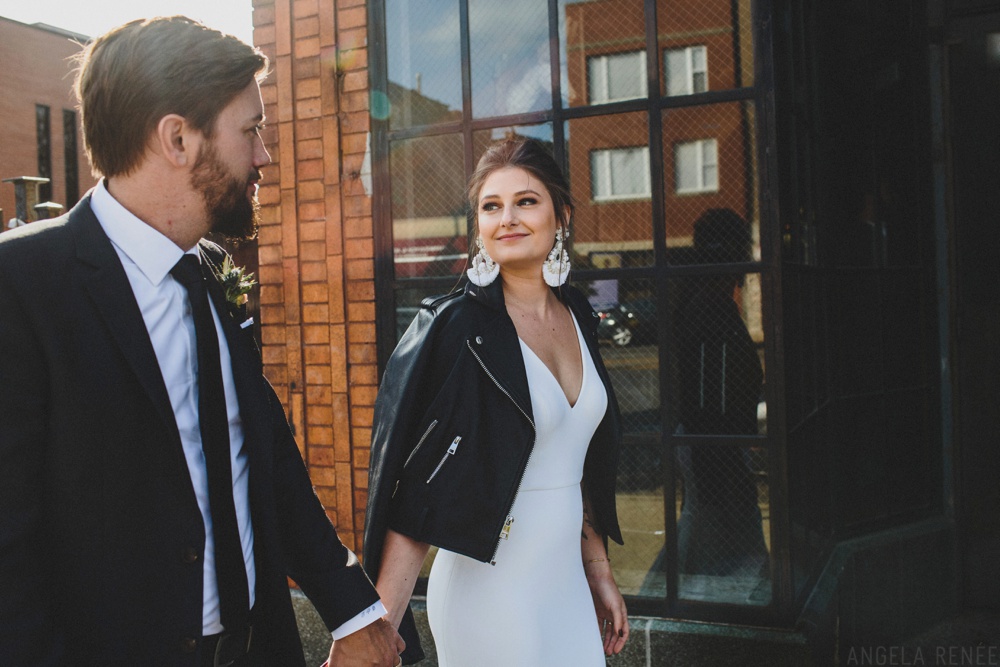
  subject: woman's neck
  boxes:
[501,272,558,318]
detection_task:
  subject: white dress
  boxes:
[427,313,609,666]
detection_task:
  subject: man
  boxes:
[0,17,404,666]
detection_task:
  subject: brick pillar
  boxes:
[253,0,375,553]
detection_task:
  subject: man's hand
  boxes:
[327,617,405,666]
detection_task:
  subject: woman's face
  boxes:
[476,167,564,279]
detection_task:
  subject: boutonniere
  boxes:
[219,256,256,308]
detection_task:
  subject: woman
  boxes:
[363,139,629,665]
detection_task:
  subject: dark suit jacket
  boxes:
[0,195,379,666]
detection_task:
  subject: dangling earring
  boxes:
[542,227,570,287]
[467,237,499,286]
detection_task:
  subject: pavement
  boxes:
[292,590,999,667]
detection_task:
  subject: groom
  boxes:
[0,17,403,666]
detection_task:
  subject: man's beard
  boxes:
[191,141,261,242]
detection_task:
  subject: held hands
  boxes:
[327,617,406,666]
[585,559,629,655]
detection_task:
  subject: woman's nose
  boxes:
[501,205,516,226]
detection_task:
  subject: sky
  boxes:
[0,0,254,43]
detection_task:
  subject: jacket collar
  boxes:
[463,278,600,335]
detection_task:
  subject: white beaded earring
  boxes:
[467,237,499,286]
[542,227,569,287]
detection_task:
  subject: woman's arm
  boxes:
[375,529,431,630]
[581,492,630,656]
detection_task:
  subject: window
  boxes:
[591,147,651,201]
[36,105,52,202]
[665,45,708,96]
[674,139,718,193]
[588,51,647,104]
[63,110,79,205]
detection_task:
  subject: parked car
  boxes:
[597,303,640,346]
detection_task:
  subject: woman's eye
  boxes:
[481,202,499,212]
[518,197,537,206]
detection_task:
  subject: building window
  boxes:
[63,109,80,209]
[36,105,52,202]
[674,139,718,193]
[587,50,647,104]
[665,45,708,97]
[63,110,79,206]
[591,146,652,201]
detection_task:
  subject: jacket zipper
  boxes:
[404,419,439,469]
[466,340,536,565]
[426,436,462,483]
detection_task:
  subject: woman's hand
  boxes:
[585,559,629,655]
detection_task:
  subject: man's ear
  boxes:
[155,114,202,168]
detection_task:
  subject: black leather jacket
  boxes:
[363,280,623,662]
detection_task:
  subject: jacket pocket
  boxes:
[426,436,462,483]
[403,419,439,469]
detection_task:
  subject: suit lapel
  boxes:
[70,199,180,440]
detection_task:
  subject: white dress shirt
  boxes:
[91,182,384,639]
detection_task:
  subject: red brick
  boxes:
[295,16,320,38]
[338,27,367,52]
[260,305,284,325]
[315,487,339,510]
[295,97,322,119]
[330,325,348,393]
[260,285,284,305]
[348,322,375,344]
[309,466,337,487]
[255,24,276,45]
[307,425,334,446]
[302,283,328,303]
[344,216,372,239]
[342,69,368,92]
[346,280,375,301]
[349,363,377,386]
[257,223,282,246]
[341,132,367,156]
[306,364,331,385]
[297,137,323,160]
[307,384,332,405]
[302,303,330,323]
[300,261,327,282]
[297,159,324,181]
[344,258,374,281]
[259,204,281,225]
[259,244,283,265]
[293,0,319,19]
[258,184,280,206]
[351,405,375,426]
[296,118,323,139]
[308,404,334,426]
[332,394,351,460]
[353,446,371,469]
[346,301,375,323]
[298,181,325,202]
[341,91,369,114]
[294,55,321,79]
[309,446,336,468]
[258,264,283,284]
[348,343,376,365]
[301,240,326,261]
[252,4,275,25]
[337,6,367,31]
[262,345,285,366]
[303,324,330,345]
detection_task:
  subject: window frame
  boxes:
[590,146,653,202]
[587,49,649,104]
[674,138,720,194]
[664,44,709,97]
[368,0,788,627]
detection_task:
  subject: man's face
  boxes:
[191,81,270,241]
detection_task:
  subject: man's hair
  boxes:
[74,16,268,178]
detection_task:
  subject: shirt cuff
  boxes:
[330,600,388,641]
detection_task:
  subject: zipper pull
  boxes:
[499,514,514,540]
[447,436,461,454]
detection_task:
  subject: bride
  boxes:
[363,138,629,665]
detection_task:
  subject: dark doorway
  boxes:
[947,11,1000,610]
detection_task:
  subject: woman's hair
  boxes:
[466,138,574,258]
[74,16,268,178]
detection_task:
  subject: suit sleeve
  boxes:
[264,380,382,632]
[0,267,64,665]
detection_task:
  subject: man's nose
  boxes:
[254,136,271,168]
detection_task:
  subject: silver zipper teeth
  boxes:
[404,419,439,469]
[466,340,536,565]
[426,436,461,483]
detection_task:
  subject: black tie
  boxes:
[170,254,249,631]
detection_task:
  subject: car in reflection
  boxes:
[596,300,655,346]
[597,303,639,346]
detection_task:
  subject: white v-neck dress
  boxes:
[426,313,609,666]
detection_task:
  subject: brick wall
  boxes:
[253,0,375,552]
[0,18,97,225]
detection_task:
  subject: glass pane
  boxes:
[561,0,647,108]
[394,286,458,342]
[663,102,760,265]
[472,123,555,166]
[580,277,664,597]
[469,0,551,118]
[658,0,754,97]
[566,112,654,270]
[674,443,771,604]
[390,134,468,280]
[668,273,766,437]
[386,0,463,128]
